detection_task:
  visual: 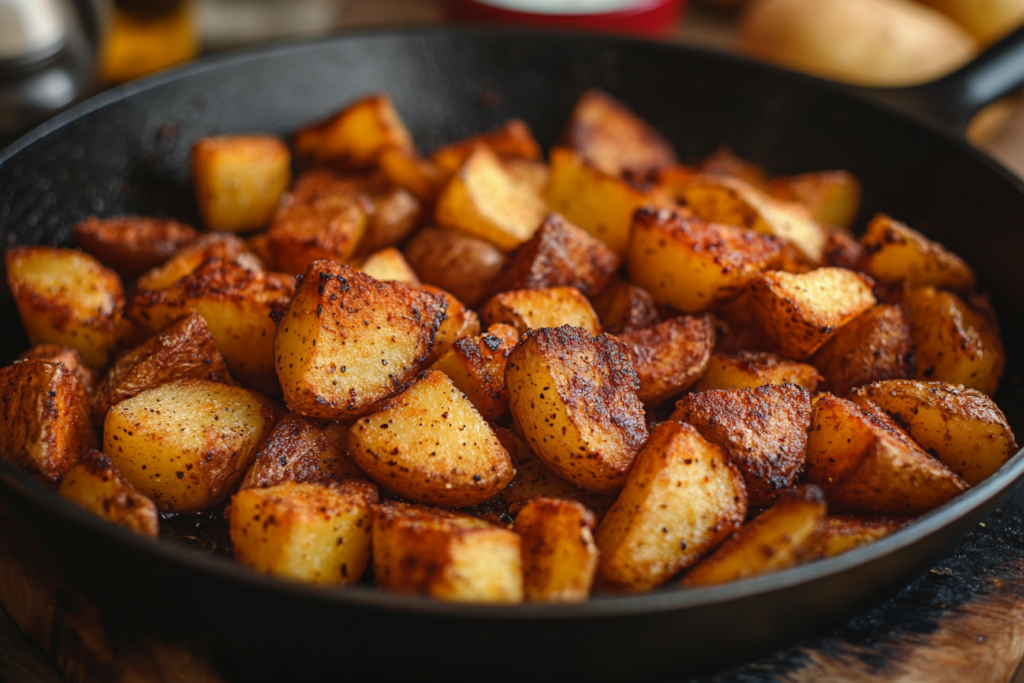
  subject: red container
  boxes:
[447,0,685,38]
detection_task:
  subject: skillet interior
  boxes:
[2,28,1024,681]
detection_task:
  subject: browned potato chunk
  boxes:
[861,214,976,293]
[57,449,159,537]
[682,484,827,587]
[590,277,660,335]
[136,232,262,291]
[767,170,861,230]
[372,501,523,603]
[191,135,291,233]
[515,497,599,603]
[358,247,420,285]
[815,515,907,558]
[294,93,414,168]
[694,351,821,393]
[698,147,769,189]
[595,421,747,591]
[0,358,95,484]
[378,149,446,203]
[357,186,422,256]
[480,286,600,336]
[73,215,197,279]
[18,344,99,396]
[104,379,274,512]
[415,284,480,365]
[619,315,715,405]
[404,227,507,308]
[230,480,377,585]
[500,158,550,197]
[6,246,125,368]
[849,380,1017,486]
[823,232,867,270]
[628,208,783,312]
[507,326,647,492]
[431,119,542,174]
[747,268,876,359]
[430,324,519,421]
[348,371,514,507]
[810,304,914,395]
[274,261,445,418]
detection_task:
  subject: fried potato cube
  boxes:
[501,158,550,197]
[904,286,1004,395]
[6,246,125,368]
[435,145,547,251]
[693,351,821,393]
[861,214,975,293]
[815,515,907,558]
[404,227,507,308]
[431,119,542,174]
[57,449,159,537]
[372,501,523,603]
[274,261,445,418]
[230,480,377,585]
[357,187,422,256]
[348,371,514,506]
[698,147,769,189]
[628,208,783,312]
[414,284,481,365]
[480,286,600,336]
[809,304,914,395]
[806,394,968,515]
[191,135,291,233]
[506,326,648,492]
[619,315,715,405]
[767,170,861,229]
[489,213,620,298]
[378,149,447,203]
[515,497,598,603]
[358,247,420,285]
[545,146,650,257]
[849,380,1017,486]
[747,268,876,359]
[18,344,99,396]
[595,421,747,591]
[0,359,95,484]
[590,277,659,335]
[430,324,518,421]
[104,379,274,512]
[823,232,867,271]
[682,484,827,587]
[136,232,263,291]
[73,215,197,279]
[294,93,414,168]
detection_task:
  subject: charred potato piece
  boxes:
[824,232,867,271]
[815,515,907,558]
[73,215,197,279]
[403,227,507,308]
[274,261,446,418]
[506,326,648,493]
[767,170,861,230]
[378,149,447,203]
[698,147,769,189]
[480,286,600,336]
[415,284,480,365]
[57,448,159,537]
[372,501,523,603]
[682,485,827,587]
[136,232,262,291]
[694,351,821,393]
[810,304,914,395]
[294,93,414,168]
[430,324,519,421]
[104,378,274,512]
[861,214,976,293]
[590,277,660,335]
[619,315,715,405]
[431,119,542,174]
[358,247,420,285]
[6,246,125,368]
[230,481,378,585]
[515,497,599,603]
[595,421,747,591]
[18,344,99,396]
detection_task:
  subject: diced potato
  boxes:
[861,214,975,293]
[682,485,827,587]
[619,315,715,404]
[73,215,197,279]
[294,93,414,168]
[823,231,866,270]
[694,351,821,393]
[435,145,547,251]
[404,227,507,308]
[515,497,599,603]
[480,286,600,336]
[501,158,550,197]
[590,277,659,335]
[104,379,275,512]
[767,170,861,229]
[57,448,159,537]
[699,147,769,189]
[709,289,775,353]
[431,119,542,174]
[191,135,291,233]
[348,371,514,507]
[274,261,446,418]
[378,149,447,203]
[810,304,914,395]
[358,247,420,285]
[815,515,907,558]
[415,284,480,365]
[627,208,783,312]
[506,326,648,492]
[136,232,262,291]
[849,380,1017,486]
[230,481,377,585]
[430,324,518,421]
[595,421,747,591]
[6,246,125,368]
[0,358,95,484]
[18,344,99,396]
[904,286,1004,395]
[372,501,523,603]
[358,187,422,256]
[747,268,876,359]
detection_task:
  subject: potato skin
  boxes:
[515,497,599,603]
[480,286,601,336]
[73,215,197,279]
[415,284,480,366]
[403,227,507,308]
[810,304,914,395]
[136,232,262,291]
[58,449,159,537]
[18,344,99,396]
[619,315,715,405]
[430,324,519,421]
[590,277,660,335]
[694,351,821,393]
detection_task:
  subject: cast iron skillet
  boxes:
[3,26,1024,682]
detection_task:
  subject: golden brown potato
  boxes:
[693,351,821,393]
[918,0,1024,43]
[18,344,99,396]
[809,304,914,395]
[378,149,447,203]
[590,277,660,335]
[767,170,861,230]
[57,448,159,537]
[357,186,422,256]
[815,514,908,558]
[403,227,507,308]
[104,378,275,512]
[682,484,827,587]
[294,93,414,168]
[619,315,715,405]
[500,158,550,197]
[0,358,95,484]
[230,480,378,585]
[849,380,1017,486]
[431,119,542,174]
[672,383,810,506]
[595,421,747,591]
[515,497,599,603]
[358,247,420,285]
[274,261,446,419]
[823,231,867,270]
[372,501,523,603]
[698,147,769,189]
[415,284,480,365]
[6,246,125,368]
[506,326,648,493]
[480,286,600,336]
[861,214,976,293]
[73,215,197,279]
[627,208,783,312]
[136,232,263,291]
[430,324,519,421]
[747,268,876,359]
[191,135,291,233]
[348,371,514,507]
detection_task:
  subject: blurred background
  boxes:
[3,0,1024,166]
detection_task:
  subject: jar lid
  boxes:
[448,0,684,37]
